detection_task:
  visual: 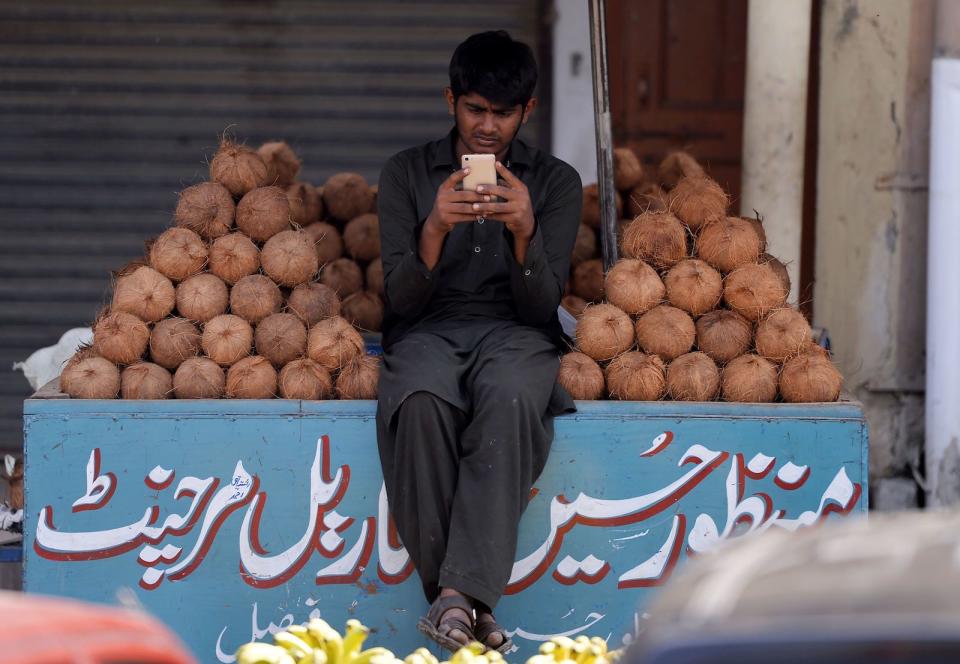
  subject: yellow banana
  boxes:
[298,651,328,664]
[288,625,319,649]
[353,646,396,664]
[236,642,297,664]
[274,631,315,661]
[342,619,372,663]
[307,619,344,664]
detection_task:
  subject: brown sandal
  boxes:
[474,616,514,654]
[416,595,476,652]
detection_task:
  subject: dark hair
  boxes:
[448,30,538,108]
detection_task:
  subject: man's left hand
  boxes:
[472,161,535,242]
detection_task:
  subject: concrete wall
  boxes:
[814,0,934,507]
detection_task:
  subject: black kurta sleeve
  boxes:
[378,156,438,319]
[505,163,583,325]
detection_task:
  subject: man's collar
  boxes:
[429,126,531,170]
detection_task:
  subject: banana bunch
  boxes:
[432,642,504,664]
[524,636,622,664]
[235,619,403,664]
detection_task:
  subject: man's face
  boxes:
[445,89,537,157]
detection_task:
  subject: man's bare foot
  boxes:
[437,588,474,647]
[474,606,512,652]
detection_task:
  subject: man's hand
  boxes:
[472,161,536,263]
[424,168,487,236]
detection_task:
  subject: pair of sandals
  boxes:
[417,594,514,654]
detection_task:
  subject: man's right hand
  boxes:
[423,168,489,236]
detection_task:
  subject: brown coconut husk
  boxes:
[743,214,767,252]
[800,340,830,358]
[634,304,696,361]
[202,314,253,366]
[697,216,762,273]
[255,313,307,367]
[320,258,364,297]
[257,141,301,187]
[343,213,381,262]
[626,182,668,217]
[664,259,723,316]
[307,316,365,372]
[604,259,665,315]
[285,181,321,226]
[575,303,634,361]
[755,308,812,363]
[780,353,842,403]
[696,309,753,365]
[336,355,380,399]
[668,177,729,231]
[341,291,384,332]
[304,222,344,265]
[557,352,605,400]
[176,273,228,323]
[658,150,705,190]
[721,354,778,403]
[581,184,624,229]
[760,253,791,295]
[229,274,282,324]
[323,173,374,222]
[278,358,333,400]
[572,259,605,302]
[667,352,720,401]
[723,262,789,321]
[172,357,225,399]
[121,362,172,400]
[209,233,260,285]
[149,227,208,282]
[93,310,149,365]
[112,259,149,280]
[261,229,319,287]
[365,258,384,297]
[620,211,687,270]
[226,356,277,399]
[209,139,269,197]
[236,186,291,242]
[149,317,200,369]
[287,283,341,326]
[561,295,588,318]
[613,147,644,191]
[571,224,598,266]
[112,266,175,323]
[61,356,120,399]
[174,181,235,239]
[605,352,666,401]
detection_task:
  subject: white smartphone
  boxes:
[461,153,497,191]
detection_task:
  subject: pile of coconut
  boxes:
[560,148,842,403]
[59,135,381,400]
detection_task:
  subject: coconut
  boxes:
[761,253,791,295]
[173,357,225,399]
[149,317,201,369]
[255,313,307,366]
[723,262,789,321]
[667,352,720,401]
[605,352,666,401]
[323,173,374,222]
[664,259,723,316]
[288,283,341,326]
[780,354,842,403]
[92,311,149,365]
[278,358,333,400]
[202,314,253,366]
[304,222,344,265]
[571,224,598,265]
[575,303,634,361]
[236,186,291,242]
[557,352,605,400]
[209,139,269,197]
[320,258,364,297]
[342,291,384,332]
[572,259,605,302]
[658,150,705,190]
[261,230,319,287]
[626,182,668,217]
[604,259,665,315]
[721,354,778,403]
[336,355,380,400]
[285,181,321,226]
[620,212,687,270]
[257,141,301,187]
[561,295,588,318]
[581,184,624,229]
[209,233,260,285]
[174,181,235,239]
[634,304,695,361]
[307,316,365,372]
[121,362,172,400]
[696,309,753,364]
[743,215,767,252]
[613,147,644,191]
[176,273,228,323]
[113,259,149,279]
[226,356,277,399]
[366,258,384,297]
[668,177,729,231]
[755,308,812,363]
[229,274,282,324]
[61,356,120,399]
[112,266,175,323]
[800,340,830,358]
[697,216,762,273]
[149,227,208,282]
[343,213,381,262]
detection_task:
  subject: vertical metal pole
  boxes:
[588,0,619,271]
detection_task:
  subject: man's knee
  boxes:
[398,391,447,421]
